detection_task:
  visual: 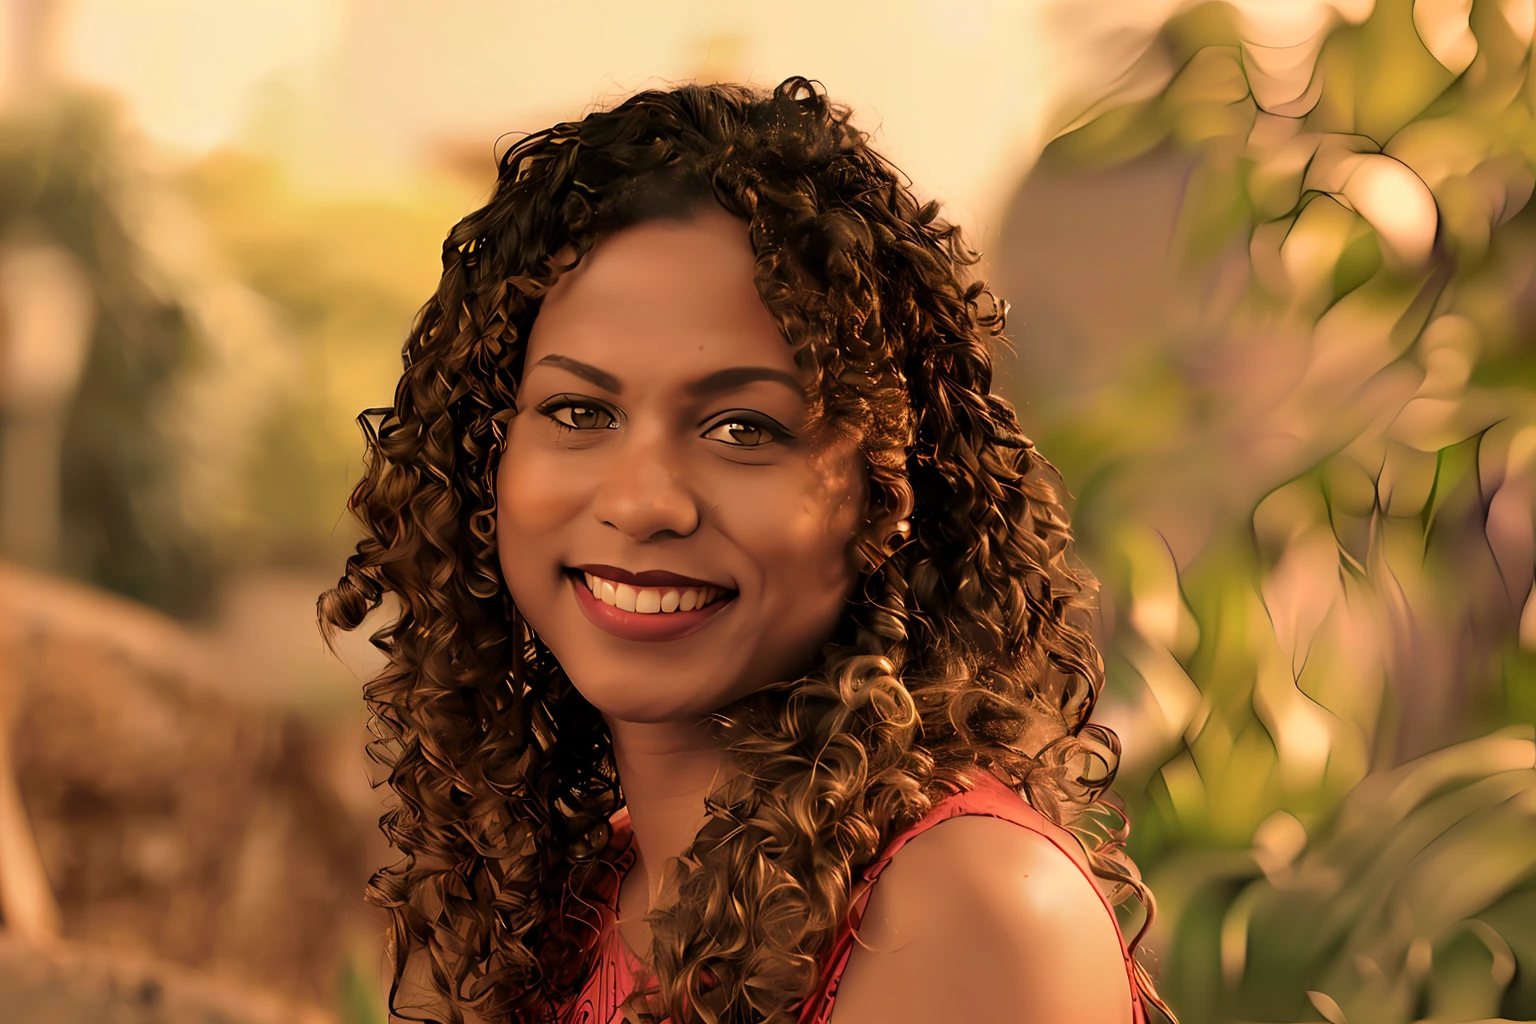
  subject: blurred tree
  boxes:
[0,0,218,618]
[176,148,469,572]
[0,94,217,618]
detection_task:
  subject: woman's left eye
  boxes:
[702,419,778,448]
[547,404,617,431]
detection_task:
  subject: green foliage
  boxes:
[337,948,388,1024]
[1019,1,1536,1020]
[1159,728,1536,1023]
[179,152,464,570]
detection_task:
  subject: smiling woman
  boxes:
[318,78,1171,1024]
[498,210,869,720]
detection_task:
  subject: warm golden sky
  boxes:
[15,0,1367,241]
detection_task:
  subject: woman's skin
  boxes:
[496,207,874,937]
[494,208,1132,1023]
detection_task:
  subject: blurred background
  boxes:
[0,0,1533,1022]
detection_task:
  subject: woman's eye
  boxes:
[547,404,616,431]
[702,419,776,448]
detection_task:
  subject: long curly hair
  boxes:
[319,77,1170,1024]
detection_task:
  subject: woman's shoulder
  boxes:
[868,771,1084,862]
[822,774,1137,1024]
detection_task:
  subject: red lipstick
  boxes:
[570,563,735,590]
[566,570,734,642]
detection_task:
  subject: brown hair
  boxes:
[319,76,1169,1024]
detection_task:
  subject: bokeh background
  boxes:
[0,1,1533,1022]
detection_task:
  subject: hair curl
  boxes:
[319,76,1170,1024]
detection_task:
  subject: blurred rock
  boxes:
[0,561,382,1017]
[0,933,331,1024]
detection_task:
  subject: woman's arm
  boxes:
[827,814,1135,1024]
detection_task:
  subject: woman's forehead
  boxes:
[526,212,804,382]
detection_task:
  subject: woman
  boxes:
[320,77,1171,1024]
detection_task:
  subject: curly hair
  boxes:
[319,76,1170,1024]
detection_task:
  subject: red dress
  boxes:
[564,770,1149,1023]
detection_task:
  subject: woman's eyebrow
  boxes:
[527,357,803,401]
[528,354,623,393]
[684,366,804,400]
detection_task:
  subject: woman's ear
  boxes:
[855,485,915,575]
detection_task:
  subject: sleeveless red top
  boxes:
[563,771,1148,1023]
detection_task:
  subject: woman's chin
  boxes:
[570,676,731,726]
[595,703,719,728]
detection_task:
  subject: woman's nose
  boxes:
[591,434,701,541]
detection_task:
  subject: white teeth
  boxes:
[580,573,725,615]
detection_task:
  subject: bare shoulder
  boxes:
[827,814,1135,1024]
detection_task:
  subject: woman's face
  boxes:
[496,207,868,724]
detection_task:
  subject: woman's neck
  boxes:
[606,716,728,912]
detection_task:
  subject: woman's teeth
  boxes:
[582,573,725,614]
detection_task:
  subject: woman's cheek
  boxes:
[499,447,588,532]
[495,455,573,618]
[734,478,862,603]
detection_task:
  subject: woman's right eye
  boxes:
[546,403,617,431]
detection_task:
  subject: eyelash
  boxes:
[538,399,785,448]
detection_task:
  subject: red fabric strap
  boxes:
[794,771,1148,1024]
[565,774,1149,1024]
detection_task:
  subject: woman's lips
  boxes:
[571,562,728,589]
[568,571,734,642]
